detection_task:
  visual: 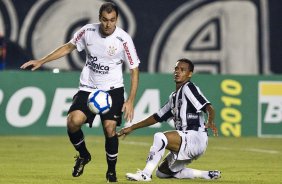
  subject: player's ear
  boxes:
[188,71,193,78]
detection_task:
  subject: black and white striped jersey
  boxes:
[153,81,210,131]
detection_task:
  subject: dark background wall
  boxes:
[0,0,281,74]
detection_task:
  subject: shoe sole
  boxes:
[126,174,138,181]
[126,176,137,181]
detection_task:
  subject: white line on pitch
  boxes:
[244,148,280,154]
[120,141,150,146]
[213,146,280,154]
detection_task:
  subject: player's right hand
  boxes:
[206,121,218,137]
[20,60,43,71]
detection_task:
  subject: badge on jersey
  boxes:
[108,45,117,56]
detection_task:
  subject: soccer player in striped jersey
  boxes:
[117,58,221,181]
[20,2,140,182]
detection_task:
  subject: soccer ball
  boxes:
[87,90,112,114]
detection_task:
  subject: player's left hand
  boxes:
[116,126,133,139]
[205,122,218,136]
[122,100,134,122]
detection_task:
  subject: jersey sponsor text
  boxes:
[74,30,85,44]
[123,42,133,65]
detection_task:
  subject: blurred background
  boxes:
[0,0,281,137]
[1,0,281,74]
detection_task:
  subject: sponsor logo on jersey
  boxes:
[86,54,109,74]
[187,113,199,119]
[123,42,133,65]
[74,29,85,44]
[87,54,97,62]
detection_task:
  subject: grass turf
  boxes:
[0,136,281,184]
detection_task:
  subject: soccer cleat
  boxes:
[208,170,221,179]
[126,170,152,181]
[106,171,117,182]
[72,155,91,177]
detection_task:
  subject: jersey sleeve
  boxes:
[122,34,140,69]
[184,83,210,112]
[70,25,87,52]
[153,95,174,122]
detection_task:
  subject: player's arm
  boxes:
[205,104,218,136]
[117,115,157,137]
[20,42,76,71]
[122,67,139,122]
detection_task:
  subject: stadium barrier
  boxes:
[0,71,281,137]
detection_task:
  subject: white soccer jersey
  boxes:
[153,81,210,131]
[70,23,140,91]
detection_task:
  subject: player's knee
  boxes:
[103,120,117,137]
[103,126,116,137]
[154,132,168,145]
[67,114,84,132]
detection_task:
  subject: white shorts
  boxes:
[166,130,208,172]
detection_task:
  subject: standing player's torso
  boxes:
[84,25,124,76]
[85,29,124,74]
[79,24,129,91]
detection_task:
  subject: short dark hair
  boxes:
[99,2,119,18]
[178,58,194,72]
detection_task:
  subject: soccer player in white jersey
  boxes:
[20,2,140,182]
[117,58,221,181]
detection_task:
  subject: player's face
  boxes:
[174,61,192,84]
[99,11,118,36]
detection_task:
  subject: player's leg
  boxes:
[156,150,220,179]
[157,155,215,179]
[126,131,181,181]
[171,131,221,179]
[156,153,221,179]
[67,91,93,177]
[67,110,90,158]
[103,120,118,182]
[101,87,124,182]
[156,157,175,178]
[174,168,221,179]
[143,132,168,175]
[126,132,167,181]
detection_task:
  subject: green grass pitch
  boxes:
[0,136,281,184]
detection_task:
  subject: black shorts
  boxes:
[68,87,125,127]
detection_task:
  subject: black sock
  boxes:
[68,129,90,158]
[105,135,118,173]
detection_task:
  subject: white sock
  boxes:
[174,168,210,179]
[143,132,168,176]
